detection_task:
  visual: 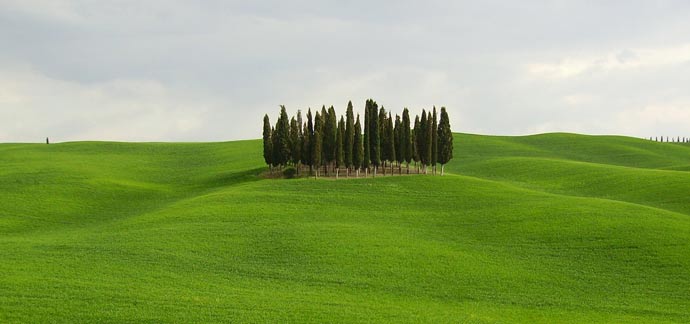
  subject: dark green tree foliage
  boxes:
[394,115,403,166]
[260,101,452,177]
[419,110,427,166]
[289,117,301,165]
[431,106,438,172]
[302,122,310,167]
[303,109,314,168]
[412,115,420,165]
[353,115,364,172]
[324,106,337,168]
[369,100,381,168]
[274,105,291,166]
[271,126,279,168]
[437,107,454,175]
[363,102,371,170]
[344,101,355,169]
[385,112,395,171]
[425,111,433,173]
[336,117,345,168]
[402,108,412,169]
[312,112,323,173]
[262,114,272,167]
[378,107,388,163]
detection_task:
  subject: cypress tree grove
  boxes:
[312,112,323,177]
[262,114,273,169]
[437,107,454,176]
[260,101,453,178]
[353,114,364,177]
[386,112,395,175]
[402,108,412,173]
[336,116,345,173]
[431,106,438,175]
[344,101,355,174]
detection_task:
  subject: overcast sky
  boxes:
[1,1,689,142]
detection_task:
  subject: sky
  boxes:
[1,1,689,142]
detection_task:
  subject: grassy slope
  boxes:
[1,134,690,323]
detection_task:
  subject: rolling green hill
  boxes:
[1,133,690,323]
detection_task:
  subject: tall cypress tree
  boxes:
[327,106,338,171]
[369,100,381,173]
[275,105,291,166]
[385,112,395,174]
[262,114,273,168]
[353,114,364,176]
[271,126,280,168]
[412,115,420,171]
[402,108,412,173]
[419,110,427,167]
[363,100,371,172]
[425,110,433,174]
[312,112,323,177]
[431,106,438,174]
[304,109,314,172]
[302,122,310,170]
[336,116,345,171]
[344,101,355,172]
[379,107,388,169]
[394,114,403,173]
[437,107,453,176]
[289,117,301,166]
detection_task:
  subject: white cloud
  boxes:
[526,44,690,79]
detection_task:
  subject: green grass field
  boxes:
[1,133,690,323]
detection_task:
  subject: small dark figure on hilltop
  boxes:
[46,137,49,144]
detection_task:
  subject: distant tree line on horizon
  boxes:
[262,99,453,178]
[648,136,689,143]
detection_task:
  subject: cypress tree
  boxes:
[425,111,433,174]
[344,101,355,172]
[304,109,314,172]
[437,107,453,176]
[394,114,403,173]
[402,108,412,173]
[379,107,388,172]
[386,112,395,174]
[419,110,427,168]
[302,122,310,171]
[353,114,364,176]
[274,105,291,167]
[289,117,301,166]
[262,114,273,168]
[312,112,323,177]
[327,106,338,171]
[363,100,371,172]
[369,100,381,174]
[431,106,438,174]
[271,126,280,169]
[413,115,420,172]
[336,116,345,172]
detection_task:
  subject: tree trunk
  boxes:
[336,168,339,179]
[441,164,445,176]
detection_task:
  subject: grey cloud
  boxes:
[1,1,690,142]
